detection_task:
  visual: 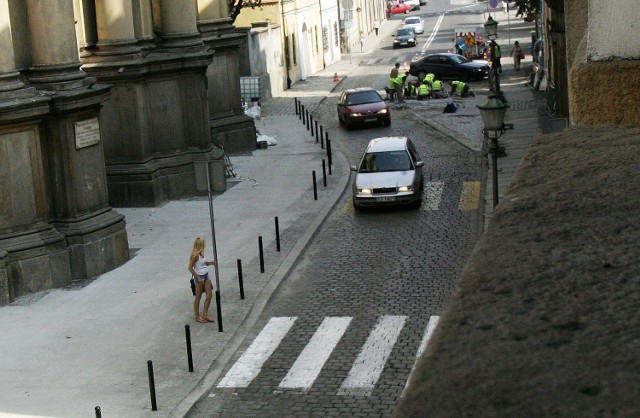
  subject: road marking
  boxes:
[217,317,297,388]
[338,315,407,396]
[402,315,440,397]
[279,317,352,390]
[459,181,481,211]
[422,13,446,52]
[424,181,445,211]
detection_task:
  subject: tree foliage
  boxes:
[513,0,540,18]
[228,0,263,23]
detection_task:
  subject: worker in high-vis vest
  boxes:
[431,79,446,98]
[423,73,435,87]
[391,71,409,103]
[450,80,471,97]
[417,81,431,100]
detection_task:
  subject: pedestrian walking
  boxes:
[509,40,524,71]
[374,20,380,36]
[188,237,216,323]
[360,31,365,52]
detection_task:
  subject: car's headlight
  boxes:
[398,185,414,192]
[378,108,388,114]
[357,188,372,195]
[350,112,362,117]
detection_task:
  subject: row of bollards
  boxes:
[120,99,329,417]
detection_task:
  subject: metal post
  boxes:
[147,360,157,411]
[300,104,304,121]
[326,139,332,174]
[294,98,299,115]
[315,121,319,139]
[312,171,318,200]
[319,125,323,144]
[310,115,314,136]
[259,236,265,273]
[322,131,326,149]
[95,406,102,418]
[185,325,194,372]
[204,163,223,331]
[275,217,280,252]
[215,291,223,332]
[305,109,309,130]
[237,259,245,299]
[490,135,499,207]
[322,160,327,187]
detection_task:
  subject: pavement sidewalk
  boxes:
[0,13,542,418]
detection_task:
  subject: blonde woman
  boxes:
[188,237,216,323]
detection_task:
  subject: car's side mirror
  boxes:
[350,165,358,172]
[415,161,424,167]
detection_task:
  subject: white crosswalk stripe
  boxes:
[337,315,408,396]
[217,316,297,388]
[279,316,352,391]
[402,315,440,397]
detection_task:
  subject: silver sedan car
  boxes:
[403,16,424,34]
[351,137,424,210]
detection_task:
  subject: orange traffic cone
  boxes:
[333,73,340,83]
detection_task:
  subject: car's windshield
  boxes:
[359,151,412,173]
[404,19,420,24]
[450,55,471,63]
[346,91,382,105]
[396,29,414,36]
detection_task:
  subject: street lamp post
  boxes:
[484,15,504,102]
[477,95,508,208]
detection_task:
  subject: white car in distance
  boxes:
[402,16,424,34]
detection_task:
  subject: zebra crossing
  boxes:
[216,315,440,396]
[361,53,426,68]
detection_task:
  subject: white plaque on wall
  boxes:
[74,118,100,149]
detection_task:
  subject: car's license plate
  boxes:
[364,118,377,122]
[376,196,395,202]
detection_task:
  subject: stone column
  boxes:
[25,0,88,88]
[132,0,155,50]
[197,0,257,153]
[155,0,203,50]
[93,0,141,57]
[0,0,33,98]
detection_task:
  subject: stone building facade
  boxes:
[0,0,254,305]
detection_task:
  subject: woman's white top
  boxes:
[194,255,208,275]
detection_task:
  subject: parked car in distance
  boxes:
[387,2,412,15]
[420,0,427,4]
[351,136,424,210]
[404,0,421,10]
[337,88,391,129]
[409,53,489,81]
[403,16,424,34]
[393,26,417,49]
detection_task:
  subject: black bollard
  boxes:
[300,104,304,121]
[147,360,158,411]
[259,236,265,273]
[314,120,319,139]
[327,139,333,174]
[312,171,318,200]
[215,290,223,332]
[305,109,310,130]
[322,160,327,187]
[237,259,245,299]
[319,125,323,144]
[294,98,299,115]
[310,115,314,136]
[275,217,281,252]
[185,325,193,372]
[322,131,327,149]
[95,406,102,418]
